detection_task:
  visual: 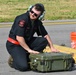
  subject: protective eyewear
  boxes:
[30,10,39,17]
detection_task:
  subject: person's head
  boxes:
[29,3,45,20]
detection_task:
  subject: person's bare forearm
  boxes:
[16,36,39,54]
[16,36,31,51]
[44,34,53,48]
[44,34,59,52]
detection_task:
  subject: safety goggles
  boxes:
[30,10,39,17]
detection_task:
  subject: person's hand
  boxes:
[28,49,40,54]
[51,47,59,52]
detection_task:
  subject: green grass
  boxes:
[0,0,76,22]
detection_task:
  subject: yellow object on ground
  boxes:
[43,44,76,63]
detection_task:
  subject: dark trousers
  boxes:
[6,37,48,71]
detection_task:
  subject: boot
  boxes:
[8,56,13,68]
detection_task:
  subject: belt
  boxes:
[7,37,20,45]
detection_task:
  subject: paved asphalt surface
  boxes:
[0,20,76,75]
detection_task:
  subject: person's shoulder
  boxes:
[16,12,28,19]
[15,12,29,21]
[37,19,43,25]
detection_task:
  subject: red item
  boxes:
[7,37,20,45]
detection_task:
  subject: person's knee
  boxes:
[20,65,28,71]
[15,63,29,71]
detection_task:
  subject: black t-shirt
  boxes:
[9,11,48,41]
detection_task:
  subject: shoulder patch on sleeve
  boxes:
[19,20,25,27]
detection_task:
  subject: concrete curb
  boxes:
[0,19,76,28]
[43,19,76,25]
